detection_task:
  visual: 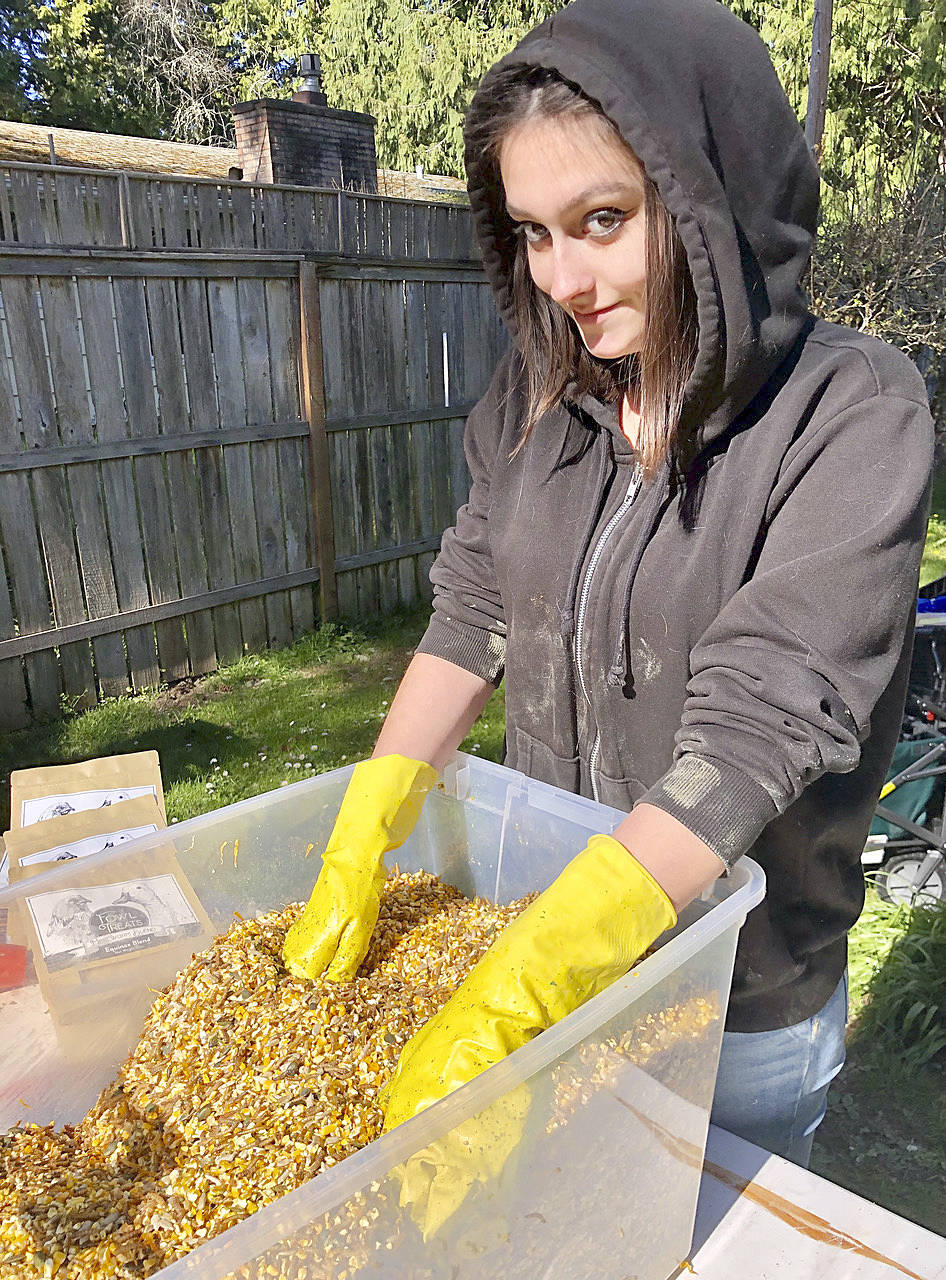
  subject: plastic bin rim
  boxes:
[151,855,764,1280]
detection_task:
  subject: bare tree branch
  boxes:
[122,0,237,145]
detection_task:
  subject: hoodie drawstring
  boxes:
[606,465,672,688]
[560,437,612,643]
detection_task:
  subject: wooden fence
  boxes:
[0,160,476,257]
[0,162,506,730]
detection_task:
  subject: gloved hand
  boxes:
[390,1081,531,1240]
[381,833,677,1234]
[283,754,437,982]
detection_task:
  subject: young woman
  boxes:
[285,0,933,1174]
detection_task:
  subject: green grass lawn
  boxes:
[1,604,944,1232]
[0,606,504,832]
[920,465,946,586]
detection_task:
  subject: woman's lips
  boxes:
[572,303,619,323]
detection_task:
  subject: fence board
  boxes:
[403,279,436,599]
[146,275,217,676]
[113,275,190,682]
[0,310,38,725]
[9,169,47,244]
[382,279,418,606]
[197,184,223,248]
[8,273,98,704]
[0,536,28,727]
[173,278,239,666]
[45,276,128,700]
[53,174,88,245]
[444,282,472,513]
[270,275,316,635]
[424,281,456,535]
[229,184,253,247]
[160,181,189,249]
[207,276,268,653]
[123,178,156,250]
[239,275,293,649]
[77,274,161,689]
[94,175,124,246]
[0,172,14,244]
[262,189,288,251]
[363,282,398,613]
[345,280,380,616]
[319,278,357,617]
[444,282,465,403]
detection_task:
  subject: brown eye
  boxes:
[513,221,549,245]
[586,209,626,236]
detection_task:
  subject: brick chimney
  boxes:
[232,53,378,193]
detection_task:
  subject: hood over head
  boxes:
[465,0,820,449]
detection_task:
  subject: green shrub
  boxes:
[852,894,946,1070]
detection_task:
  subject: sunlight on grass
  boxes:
[921,514,946,587]
[0,610,434,830]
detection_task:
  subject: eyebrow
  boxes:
[505,183,641,221]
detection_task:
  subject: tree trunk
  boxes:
[805,0,834,162]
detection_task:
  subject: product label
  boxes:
[17,824,160,868]
[25,873,201,969]
[20,785,159,827]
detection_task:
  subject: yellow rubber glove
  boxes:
[283,754,437,982]
[381,833,677,1235]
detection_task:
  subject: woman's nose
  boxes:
[547,239,594,306]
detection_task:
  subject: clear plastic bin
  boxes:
[0,753,764,1279]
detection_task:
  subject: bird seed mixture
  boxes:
[0,872,532,1280]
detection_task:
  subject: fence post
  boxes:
[118,172,134,248]
[299,258,339,621]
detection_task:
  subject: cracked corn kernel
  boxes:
[0,872,531,1280]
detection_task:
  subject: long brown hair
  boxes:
[466,66,699,477]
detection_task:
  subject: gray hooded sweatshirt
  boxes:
[416,0,934,1031]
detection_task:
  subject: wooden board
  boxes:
[317,278,354,617]
[122,178,157,251]
[239,274,292,649]
[91,174,124,246]
[112,275,190,683]
[8,169,47,245]
[403,278,436,601]
[159,181,189,250]
[0,300,35,725]
[78,274,161,690]
[145,274,216,676]
[5,272,97,706]
[381,278,418,606]
[269,275,316,635]
[176,276,243,666]
[362,280,398,613]
[42,274,127,700]
[344,279,379,616]
[206,276,267,653]
[196,184,223,249]
[229,184,254,248]
[52,173,89,246]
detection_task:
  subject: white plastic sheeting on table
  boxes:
[689,1125,946,1278]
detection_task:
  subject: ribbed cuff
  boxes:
[415,613,507,685]
[639,754,779,871]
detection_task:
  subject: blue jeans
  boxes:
[709,972,848,1167]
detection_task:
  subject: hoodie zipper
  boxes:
[574,464,642,801]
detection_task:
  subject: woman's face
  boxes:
[500,112,648,359]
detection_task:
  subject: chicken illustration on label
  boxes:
[25,873,200,970]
